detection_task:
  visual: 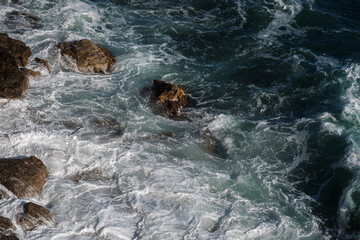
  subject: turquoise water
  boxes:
[0,0,360,239]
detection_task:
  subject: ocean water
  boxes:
[0,0,360,239]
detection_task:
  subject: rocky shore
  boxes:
[0,10,220,240]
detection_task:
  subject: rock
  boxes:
[0,48,29,98]
[4,11,39,30]
[59,39,115,74]
[34,58,51,73]
[0,217,15,231]
[70,168,104,183]
[0,156,48,198]
[20,68,41,78]
[0,33,31,67]
[0,217,18,240]
[16,202,54,231]
[151,80,189,117]
[201,129,217,155]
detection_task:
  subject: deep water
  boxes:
[0,0,360,239]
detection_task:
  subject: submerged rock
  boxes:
[70,168,104,183]
[59,39,115,74]
[0,33,31,67]
[20,68,40,78]
[0,48,29,98]
[0,156,48,198]
[151,80,189,117]
[16,202,54,231]
[201,129,217,155]
[0,216,18,240]
[4,11,39,30]
[34,57,51,73]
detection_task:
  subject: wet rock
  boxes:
[0,48,29,98]
[70,168,104,183]
[0,33,31,67]
[16,202,54,231]
[0,217,18,240]
[201,129,217,155]
[20,68,40,78]
[34,58,51,73]
[59,39,115,74]
[0,156,48,198]
[4,11,39,30]
[151,80,189,117]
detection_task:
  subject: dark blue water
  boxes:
[0,0,360,239]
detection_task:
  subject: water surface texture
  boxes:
[0,0,360,239]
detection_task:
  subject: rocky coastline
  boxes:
[0,10,219,239]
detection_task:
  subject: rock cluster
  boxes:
[0,33,51,98]
[0,157,54,239]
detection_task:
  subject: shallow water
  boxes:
[0,0,360,239]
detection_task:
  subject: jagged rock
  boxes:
[0,48,29,98]
[34,58,51,73]
[59,39,115,74]
[4,11,39,30]
[0,33,31,67]
[0,217,18,240]
[0,156,48,198]
[201,129,217,155]
[151,80,189,117]
[16,202,53,231]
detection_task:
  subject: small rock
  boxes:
[34,58,51,73]
[0,217,18,240]
[4,11,39,30]
[151,80,189,117]
[70,168,104,183]
[16,202,54,231]
[59,39,115,74]
[0,48,29,98]
[201,129,217,155]
[20,68,41,78]
[0,156,48,198]
[0,33,31,67]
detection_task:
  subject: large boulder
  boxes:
[0,48,29,98]
[0,156,48,198]
[59,39,115,74]
[0,33,31,67]
[16,202,54,231]
[0,217,18,240]
[151,80,189,117]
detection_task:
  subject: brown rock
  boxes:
[0,156,48,198]
[4,11,39,30]
[17,202,54,231]
[0,217,18,240]
[59,39,115,74]
[0,48,29,98]
[151,80,189,117]
[0,33,31,67]
[34,58,51,73]
[20,68,41,78]
[0,217,15,231]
